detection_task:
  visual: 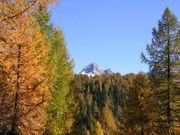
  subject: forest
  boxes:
[0,0,179,135]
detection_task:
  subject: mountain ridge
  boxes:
[80,63,113,77]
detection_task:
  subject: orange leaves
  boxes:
[0,0,58,23]
[0,0,60,134]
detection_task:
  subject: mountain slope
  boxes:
[80,63,113,77]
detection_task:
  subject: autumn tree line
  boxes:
[74,71,179,135]
[73,8,180,135]
[0,0,76,135]
[0,0,179,135]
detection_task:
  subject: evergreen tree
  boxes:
[74,74,132,134]
[141,7,180,134]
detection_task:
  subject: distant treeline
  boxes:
[73,73,135,135]
[72,7,180,135]
[73,71,179,135]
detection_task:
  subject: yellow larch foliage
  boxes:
[0,0,59,134]
[100,105,117,135]
[95,121,104,135]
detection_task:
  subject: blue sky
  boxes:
[50,0,180,75]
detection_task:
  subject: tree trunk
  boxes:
[141,121,144,135]
[10,44,21,135]
[167,26,171,135]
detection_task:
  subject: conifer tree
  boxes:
[141,7,180,134]
[94,121,104,135]
[0,59,8,134]
[34,8,76,135]
[0,9,49,135]
[123,74,155,135]
[0,1,59,134]
[0,0,57,22]
[100,105,117,135]
[45,29,75,134]
[86,130,91,135]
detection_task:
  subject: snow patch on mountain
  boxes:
[80,63,114,77]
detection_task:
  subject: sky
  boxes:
[50,0,180,75]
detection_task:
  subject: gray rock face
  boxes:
[80,63,113,77]
[104,68,113,75]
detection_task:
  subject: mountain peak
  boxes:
[104,68,113,75]
[88,63,98,68]
[80,63,113,77]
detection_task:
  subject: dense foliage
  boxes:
[34,8,76,135]
[0,0,76,135]
[141,8,180,134]
[73,8,180,135]
[0,1,179,135]
[74,73,135,134]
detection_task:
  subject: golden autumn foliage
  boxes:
[141,8,180,134]
[123,74,157,135]
[0,0,58,22]
[0,0,60,134]
[100,105,117,135]
[86,130,91,135]
[94,121,104,135]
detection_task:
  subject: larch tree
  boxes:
[0,0,59,134]
[141,7,180,134]
[34,8,76,135]
[0,0,57,22]
[100,105,117,135]
[123,74,155,135]
[45,29,75,135]
[94,121,104,135]
[86,130,91,135]
[0,58,8,134]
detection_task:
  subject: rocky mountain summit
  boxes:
[80,63,113,77]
